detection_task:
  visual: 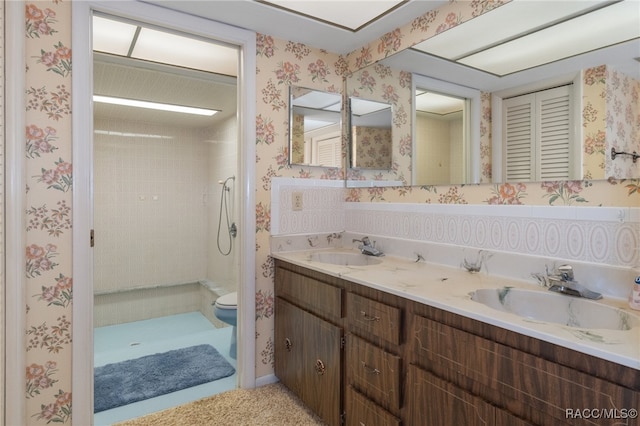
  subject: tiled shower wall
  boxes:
[93,118,238,325]
[94,119,209,293]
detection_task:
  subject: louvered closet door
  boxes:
[536,86,572,181]
[503,94,535,182]
[314,132,341,167]
[503,85,572,182]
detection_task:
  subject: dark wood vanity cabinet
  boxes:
[274,260,640,426]
[274,262,344,426]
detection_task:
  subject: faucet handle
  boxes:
[556,264,574,281]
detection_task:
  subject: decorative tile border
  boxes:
[346,203,640,268]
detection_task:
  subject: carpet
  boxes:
[115,383,325,426]
[94,344,235,413]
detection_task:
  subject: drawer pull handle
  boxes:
[315,359,326,375]
[360,311,380,321]
[284,338,292,351]
[361,361,381,375]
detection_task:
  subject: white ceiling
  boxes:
[95,0,640,128]
[143,0,447,54]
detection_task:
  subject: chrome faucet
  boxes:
[352,236,384,257]
[532,264,602,300]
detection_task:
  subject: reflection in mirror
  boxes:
[349,97,392,170]
[289,86,342,167]
[413,74,481,186]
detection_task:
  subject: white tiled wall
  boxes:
[271,177,345,235]
[270,178,640,287]
[94,118,239,324]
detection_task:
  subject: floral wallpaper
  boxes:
[352,126,392,169]
[582,65,640,180]
[10,0,640,424]
[605,67,640,179]
[23,0,73,423]
[346,63,411,183]
[254,34,345,377]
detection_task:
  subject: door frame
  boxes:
[71,2,256,424]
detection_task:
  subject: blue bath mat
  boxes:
[94,344,235,413]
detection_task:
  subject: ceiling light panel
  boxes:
[416,92,464,115]
[261,0,404,30]
[92,16,138,55]
[132,28,238,76]
[93,95,218,116]
[413,0,610,60]
[459,0,640,76]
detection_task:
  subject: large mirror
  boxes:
[349,97,393,170]
[413,75,481,186]
[288,86,342,168]
[345,0,639,187]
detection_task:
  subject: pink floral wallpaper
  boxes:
[23,1,73,423]
[11,0,640,423]
[352,126,392,169]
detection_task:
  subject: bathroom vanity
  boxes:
[272,250,640,426]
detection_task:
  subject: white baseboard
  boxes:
[255,373,279,387]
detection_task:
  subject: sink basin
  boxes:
[310,252,383,266]
[470,287,639,331]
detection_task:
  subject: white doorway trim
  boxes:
[5,1,27,425]
[71,2,256,425]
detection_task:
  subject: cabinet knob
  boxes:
[314,359,326,375]
[360,310,380,321]
[285,338,292,351]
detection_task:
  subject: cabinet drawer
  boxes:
[276,266,343,319]
[346,386,401,426]
[410,314,639,426]
[347,334,402,412]
[348,293,401,345]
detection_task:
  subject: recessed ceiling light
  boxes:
[93,95,219,116]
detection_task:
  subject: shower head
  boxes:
[218,176,235,187]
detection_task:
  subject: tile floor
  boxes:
[94,312,237,425]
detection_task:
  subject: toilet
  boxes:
[213,292,237,359]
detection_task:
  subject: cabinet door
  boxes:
[300,305,343,426]
[406,365,494,426]
[275,297,304,395]
[346,386,401,426]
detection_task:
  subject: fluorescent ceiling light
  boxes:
[260,0,404,30]
[304,119,337,132]
[350,98,390,116]
[459,1,640,76]
[93,95,218,116]
[94,129,174,139]
[91,15,238,77]
[92,15,137,56]
[413,0,640,76]
[293,90,342,110]
[413,1,608,60]
[133,28,238,76]
[416,91,464,115]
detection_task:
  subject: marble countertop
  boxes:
[272,248,640,370]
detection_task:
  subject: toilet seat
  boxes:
[215,292,237,309]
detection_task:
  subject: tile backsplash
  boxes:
[271,177,640,273]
